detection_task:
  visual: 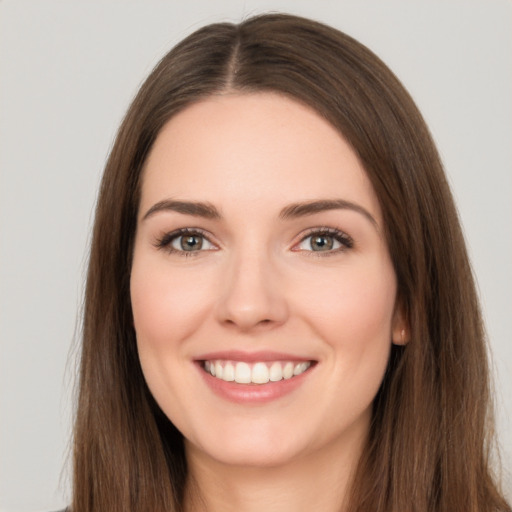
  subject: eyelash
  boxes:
[154,226,354,257]
[294,227,354,256]
[154,228,215,257]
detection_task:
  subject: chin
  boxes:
[189,441,303,469]
[184,420,312,469]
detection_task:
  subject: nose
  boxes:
[215,249,289,332]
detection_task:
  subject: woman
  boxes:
[72,13,510,512]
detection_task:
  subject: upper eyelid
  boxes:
[155,227,218,250]
[166,227,213,238]
[299,226,349,235]
[295,226,353,242]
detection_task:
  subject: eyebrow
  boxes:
[142,198,377,228]
[142,199,221,221]
[279,199,378,227]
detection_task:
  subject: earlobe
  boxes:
[394,328,409,346]
[391,304,410,346]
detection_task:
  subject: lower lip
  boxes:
[196,363,314,404]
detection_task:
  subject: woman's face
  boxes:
[131,92,405,468]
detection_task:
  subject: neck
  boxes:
[183,430,366,512]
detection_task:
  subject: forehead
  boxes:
[141,92,381,222]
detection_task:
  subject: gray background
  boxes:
[1,1,510,510]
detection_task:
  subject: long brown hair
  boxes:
[72,13,510,512]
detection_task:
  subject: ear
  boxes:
[391,301,410,346]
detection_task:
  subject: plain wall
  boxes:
[1,1,510,510]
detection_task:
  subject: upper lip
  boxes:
[195,350,315,363]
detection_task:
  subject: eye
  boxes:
[171,233,213,252]
[295,228,353,253]
[156,229,216,254]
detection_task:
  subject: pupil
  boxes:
[181,235,202,251]
[312,235,333,251]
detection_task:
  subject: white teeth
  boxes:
[223,362,235,381]
[293,362,309,376]
[269,361,283,382]
[252,362,270,384]
[283,362,294,379]
[215,361,223,379]
[234,362,252,384]
[203,360,312,385]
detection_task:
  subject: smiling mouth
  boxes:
[202,360,313,385]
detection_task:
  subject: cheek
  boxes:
[130,258,213,347]
[338,278,395,342]
[297,257,396,390]
[129,256,214,424]
[302,260,396,340]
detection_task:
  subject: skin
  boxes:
[130,92,407,512]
